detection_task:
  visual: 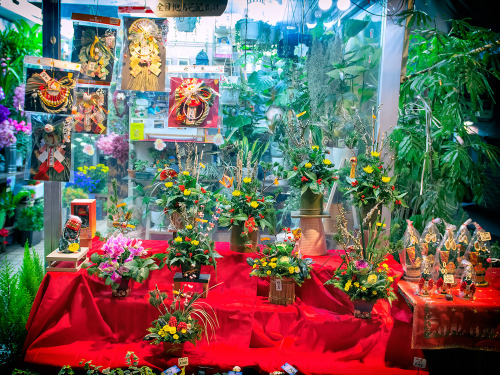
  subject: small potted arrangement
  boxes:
[127,151,137,178]
[85,234,160,297]
[325,206,398,318]
[15,203,44,246]
[144,284,218,357]
[219,153,277,252]
[166,204,222,279]
[134,160,150,180]
[247,228,313,306]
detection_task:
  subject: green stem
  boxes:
[357,204,366,260]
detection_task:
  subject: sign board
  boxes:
[413,357,427,369]
[152,0,228,17]
[178,357,189,367]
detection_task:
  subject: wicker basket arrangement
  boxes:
[269,276,296,306]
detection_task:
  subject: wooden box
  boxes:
[71,199,96,244]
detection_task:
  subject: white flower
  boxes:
[154,138,166,151]
[294,43,309,58]
[82,143,95,156]
[213,133,224,146]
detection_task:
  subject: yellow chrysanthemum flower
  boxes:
[262,261,268,267]
[363,165,374,174]
[191,240,200,246]
[323,159,332,165]
[184,189,191,196]
[388,277,394,282]
[165,182,173,188]
[174,236,182,243]
[267,270,272,275]
[311,145,319,151]
[367,274,378,285]
[289,267,295,274]
[243,177,252,183]
[253,264,257,269]
[271,258,277,262]
[344,285,350,291]
[250,201,259,208]
[354,282,360,287]
[362,287,367,291]
[270,263,277,269]
[371,151,380,157]
[173,334,179,340]
[89,166,96,170]
[183,171,190,176]
[372,291,377,295]
[381,176,391,183]
[305,162,312,168]
[294,267,300,273]
[232,190,241,197]
[181,329,187,333]
[186,224,193,230]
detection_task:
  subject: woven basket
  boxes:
[404,265,421,282]
[268,276,295,306]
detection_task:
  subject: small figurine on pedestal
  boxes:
[418,256,434,296]
[59,215,82,253]
[459,262,476,300]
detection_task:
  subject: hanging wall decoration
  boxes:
[73,87,108,134]
[72,24,117,82]
[168,77,219,128]
[24,66,78,115]
[121,17,167,92]
[27,114,73,182]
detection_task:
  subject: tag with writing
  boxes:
[480,232,491,241]
[275,279,282,291]
[444,274,454,284]
[281,363,297,374]
[413,357,427,369]
[163,365,180,375]
[178,357,188,367]
[39,71,52,83]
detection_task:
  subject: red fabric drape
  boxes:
[24,239,425,374]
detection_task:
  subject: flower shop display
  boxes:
[283,122,337,214]
[166,203,222,279]
[399,220,422,282]
[417,256,434,296]
[219,153,277,253]
[74,163,109,194]
[325,207,397,318]
[458,261,477,300]
[122,17,166,92]
[58,215,82,254]
[168,77,219,128]
[27,114,73,182]
[85,234,159,297]
[157,143,216,229]
[144,284,218,357]
[465,222,492,286]
[419,218,443,257]
[107,179,136,237]
[247,228,313,306]
[71,15,118,83]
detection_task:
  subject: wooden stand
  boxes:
[291,211,331,256]
[173,272,210,298]
[46,247,89,272]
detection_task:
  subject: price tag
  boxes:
[481,232,491,241]
[413,357,427,369]
[281,363,297,374]
[163,365,180,375]
[444,274,455,284]
[178,357,189,367]
[275,279,282,292]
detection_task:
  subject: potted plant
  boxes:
[134,160,150,179]
[127,151,137,178]
[282,122,337,214]
[235,18,260,44]
[84,234,161,297]
[15,203,44,246]
[62,187,89,208]
[166,206,222,279]
[247,228,313,305]
[325,207,398,319]
[0,187,30,228]
[219,153,277,253]
[144,284,218,357]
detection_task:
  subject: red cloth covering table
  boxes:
[23,239,425,374]
[398,269,500,351]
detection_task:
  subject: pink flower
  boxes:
[82,143,95,156]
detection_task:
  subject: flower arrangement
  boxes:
[96,132,129,163]
[145,284,218,346]
[85,234,160,292]
[74,163,109,193]
[246,228,313,286]
[325,206,398,303]
[344,109,405,210]
[107,178,135,236]
[219,152,277,244]
[166,203,222,276]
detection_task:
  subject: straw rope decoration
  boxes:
[127,18,162,91]
[76,28,116,80]
[170,78,218,127]
[26,70,76,114]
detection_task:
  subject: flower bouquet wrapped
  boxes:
[85,234,160,297]
[144,284,218,357]
[247,228,313,305]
